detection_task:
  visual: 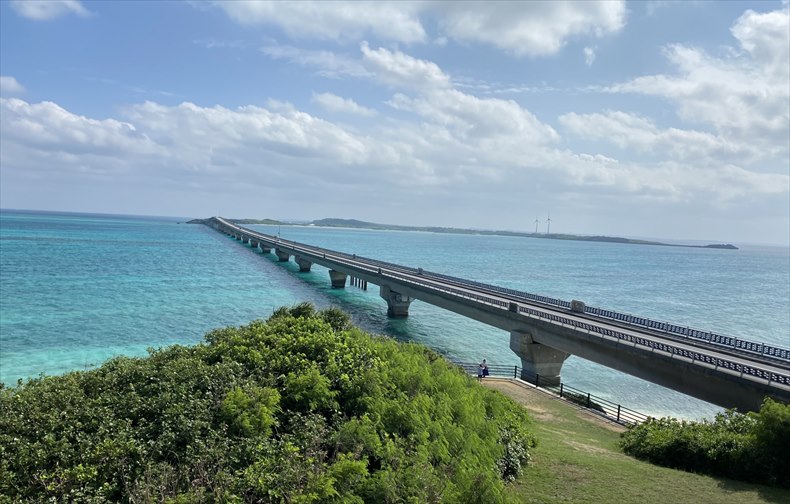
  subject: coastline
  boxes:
[201,217,739,250]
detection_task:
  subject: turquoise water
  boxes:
[1,210,788,419]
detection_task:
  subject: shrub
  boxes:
[0,303,536,502]
[620,398,790,487]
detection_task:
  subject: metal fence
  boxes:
[457,362,649,426]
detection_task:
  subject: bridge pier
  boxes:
[295,256,312,272]
[510,330,569,383]
[328,270,347,288]
[250,240,258,249]
[235,234,242,241]
[261,245,271,253]
[275,249,290,262]
[380,284,413,317]
[242,236,249,244]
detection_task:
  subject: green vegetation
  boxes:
[0,304,535,503]
[620,399,790,488]
[485,380,789,504]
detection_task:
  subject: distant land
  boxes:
[189,217,737,250]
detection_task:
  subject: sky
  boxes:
[1,1,788,245]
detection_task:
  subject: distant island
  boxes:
[189,218,737,250]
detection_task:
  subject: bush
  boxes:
[620,398,790,487]
[0,304,536,502]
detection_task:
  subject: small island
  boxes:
[195,216,738,250]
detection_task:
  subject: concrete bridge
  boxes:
[205,217,790,413]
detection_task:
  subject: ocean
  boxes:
[1,209,788,419]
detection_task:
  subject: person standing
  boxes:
[482,359,489,378]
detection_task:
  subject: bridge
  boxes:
[204,217,790,413]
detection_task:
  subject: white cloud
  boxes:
[607,6,789,158]
[312,92,377,117]
[559,110,762,165]
[389,88,559,149]
[434,1,626,57]
[0,76,25,95]
[213,1,426,44]
[213,1,626,58]
[261,44,371,79]
[10,0,90,20]
[1,98,155,158]
[731,7,790,74]
[360,42,451,90]
[584,46,597,66]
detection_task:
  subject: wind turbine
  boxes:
[534,216,540,234]
[546,213,552,234]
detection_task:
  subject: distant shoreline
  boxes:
[191,217,738,250]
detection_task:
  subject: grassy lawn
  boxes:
[483,379,790,504]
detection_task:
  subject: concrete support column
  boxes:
[275,248,290,262]
[510,331,569,383]
[242,236,249,244]
[328,270,347,288]
[379,284,413,317]
[250,240,258,249]
[235,234,241,240]
[295,256,312,272]
[261,245,271,254]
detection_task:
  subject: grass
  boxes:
[483,379,790,504]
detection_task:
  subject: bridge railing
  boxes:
[514,304,790,387]
[418,270,789,363]
[456,362,649,425]
[582,306,789,361]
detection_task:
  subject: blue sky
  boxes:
[1,1,788,245]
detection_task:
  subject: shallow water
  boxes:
[2,210,788,419]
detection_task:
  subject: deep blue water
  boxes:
[1,209,788,419]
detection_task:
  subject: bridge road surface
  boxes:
[207,217,790,412]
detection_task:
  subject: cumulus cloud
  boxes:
[360,42,451,90]
[389,89,559,148]
[559,110,762,165]
[1,98,155,158]
[0,76,25,95]
[607,6,789,158]
[213,1,626,57]
[10,0,90,20]
[312,92,377,116]
[434,1,625,57]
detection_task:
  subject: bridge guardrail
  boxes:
[211,218,790,388]
[583,306,789,361]
[418,271,789,362]
[514,305,790,387]
[457,362,649,425]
